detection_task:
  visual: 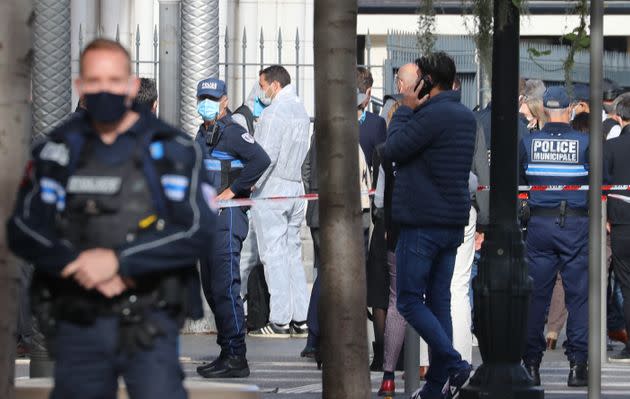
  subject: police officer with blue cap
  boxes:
[194,77,270,378]
[6,38,214,399]
[520,86,590,387]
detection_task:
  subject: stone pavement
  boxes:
[15,333,630,398]
[179,333,630,399]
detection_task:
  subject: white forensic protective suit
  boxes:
[251,84,311,325]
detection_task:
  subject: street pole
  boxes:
[0,2,33,397]
[461,1,542,398]
[314,0,371,397]
[588,1,604,397]
[403,326,420,394]
[158,0,181,125]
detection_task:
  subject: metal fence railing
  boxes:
[73,24,386,116]
[385,32,630,109]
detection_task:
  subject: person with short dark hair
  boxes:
[570,112,590,133]
[380,51,475,398]
[258,65,291,89]
[605,96,630,363]
[135,78,158,114]
[356,66,374,94]
[356,67,387,170]
[7,38,215,399]
[248,65,311,337]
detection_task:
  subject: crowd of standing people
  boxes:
[9,36,630,399]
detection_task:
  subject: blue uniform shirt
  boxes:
[519,122,589,209]
[195,114,270,197]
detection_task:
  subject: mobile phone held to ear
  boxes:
[415,74,434,99]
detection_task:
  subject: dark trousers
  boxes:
[17,262,33,346]
[51,311,185,399]
[306,229,321,348]
[200,206,248,356]
[524,216,588,364]
[395,226,467,399]
[611,224,630,350]
[305,227,369,348]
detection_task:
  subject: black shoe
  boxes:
[300,345,317,358]
[248,322,291,338]
[290,321,308,338]
[524,362,541,386]
[197,355,250,378]
[609,347,630,363]
[567,362,587,387]
[196,353,226,374]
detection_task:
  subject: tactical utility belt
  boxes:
[529,207,589,217]
[32,273,189,356]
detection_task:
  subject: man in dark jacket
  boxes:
[605,96,630,363]
[6,39,214,398]
[357,66,387,170]
[380,52,476,399]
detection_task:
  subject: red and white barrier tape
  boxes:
[478,185,630,192]
[217,189,376,208]
[217,186,630,209]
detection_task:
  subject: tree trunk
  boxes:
[0,1,34,398]
[314,0,371,398]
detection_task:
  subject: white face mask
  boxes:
[259,85,274,106]
[570,107,577,121]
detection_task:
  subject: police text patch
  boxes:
[531,139,579,164]
[67,176,122,195]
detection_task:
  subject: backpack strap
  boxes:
[232,104,256,135]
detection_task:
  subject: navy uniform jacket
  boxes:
[6,111,217,279]
[194,113,270,197]
[359,111,387,170]
[519,122,589,210]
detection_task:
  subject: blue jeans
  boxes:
[396,226,468,398]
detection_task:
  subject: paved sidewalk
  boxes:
[15,333,630,398]
[180,334,630,399]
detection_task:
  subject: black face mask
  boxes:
[84,92,129,123]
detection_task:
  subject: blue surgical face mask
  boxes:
[358,109,367,124]
[253,98,267,118]
[197,99,220,121]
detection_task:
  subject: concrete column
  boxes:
[71,0,98,106]
[0,1,32,393]
[132,0,156,77]
[231,0,258,106]
[101,0,132,48]
[158,0,181,125]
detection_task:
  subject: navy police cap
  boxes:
[197,78,227,98]
[543,86,571,109]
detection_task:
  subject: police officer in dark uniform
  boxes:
[193,78,270,378]
[519,86,590,387]
[6,38,215,399]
